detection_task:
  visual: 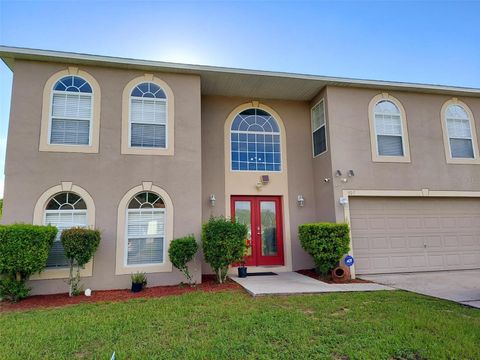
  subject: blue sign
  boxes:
[344,255,354,267]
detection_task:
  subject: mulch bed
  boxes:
[0,275,240,313]
[296,269,372,284]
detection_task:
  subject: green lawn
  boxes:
[0,289,478,359]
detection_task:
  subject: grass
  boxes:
[0,289,479,359]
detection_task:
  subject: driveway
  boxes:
[360,270,480,308]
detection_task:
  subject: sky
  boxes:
[1,0,480,197]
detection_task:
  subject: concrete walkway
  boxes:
[360,270,480,309]
[230,272,393,297]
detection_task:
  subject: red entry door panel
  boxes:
[231,196,284,266]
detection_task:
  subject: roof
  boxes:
[1,45,480,101]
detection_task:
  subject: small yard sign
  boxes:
[344,255,354,267]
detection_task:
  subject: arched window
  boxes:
[231,108,281,171]
[43,192,88,268]
[129,82,167,148]
[373,100,405,157]
[50,76,93,145]
[126,191,166,265]
[445,104,475,158]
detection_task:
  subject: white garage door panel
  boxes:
[350,197,480,274]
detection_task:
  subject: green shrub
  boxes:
[202,217,247,283]
[131,272,147,285]
[61,228,100,296]
[169,235,198,285]
[298,223,350,276]
[0,224,57,302]
[0,277,30,302]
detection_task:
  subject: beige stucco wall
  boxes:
[8,60,477,292]
[310,89,336,223]
[324,86,480,221]
[201,95,317,272]
[3,60,203,294]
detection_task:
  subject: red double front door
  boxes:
[231,196,284,266]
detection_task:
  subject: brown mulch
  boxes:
[0,275,240,313]
[296,268,372,284]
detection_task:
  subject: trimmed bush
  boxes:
[0,277,30,302]
[298,223,350,276]
[0,224,57,301]
[202,217,247,283]
[168,235,198,285]
[61,228,100,296]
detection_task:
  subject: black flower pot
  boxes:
[131,282,143,293]
[238,267,247,278]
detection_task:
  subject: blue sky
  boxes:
[1,0,480,196]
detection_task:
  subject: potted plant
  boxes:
[237,240,251,278]
[131,272,147,293]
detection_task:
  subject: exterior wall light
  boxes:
[297,195,305,207]
[209,194,216,207]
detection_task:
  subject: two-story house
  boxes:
[1,46,479,295]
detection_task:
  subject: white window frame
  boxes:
[311,99,328,157]
[48,76,94,147]
[42,193,89,269]
[115,183,173,275]
[230,108,282,173]
[44,209,88,231]
[374,100,405,157]
[31,183,96,280]
[445,105,475,159]
[124,207,166,267]
[440,98,480,164]
[128,87,169,150]
[368,93,411,163]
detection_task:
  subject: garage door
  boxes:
[350,197,480,274]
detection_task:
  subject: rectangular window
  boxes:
[231,133,281,171]
[44,211,87,268]
[375,114,404,156]
[311,100,327,156]
[447,118,474,158]
[50,93,92,145]
[126,209,165,265]
[130,98,167,148]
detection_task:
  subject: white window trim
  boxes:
[48,85,94,147]
[43,208,88,268]
[229,108,283,173]
[115,182,173,275]
[311,99,328,158]
[40,67,101,153]
[128,94,169,150]
[31,182,96,280]
[441,98,480,164]
[368,93,411,163]
[124,207,166,267]
[121,75,175,156]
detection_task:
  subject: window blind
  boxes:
[44,211,87,268]
[447,118,474,158]
[130,98,167,148]
[127,209,165,265]
[51,93,92,145]
[377,135,404,156]
[375,114,403,156]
